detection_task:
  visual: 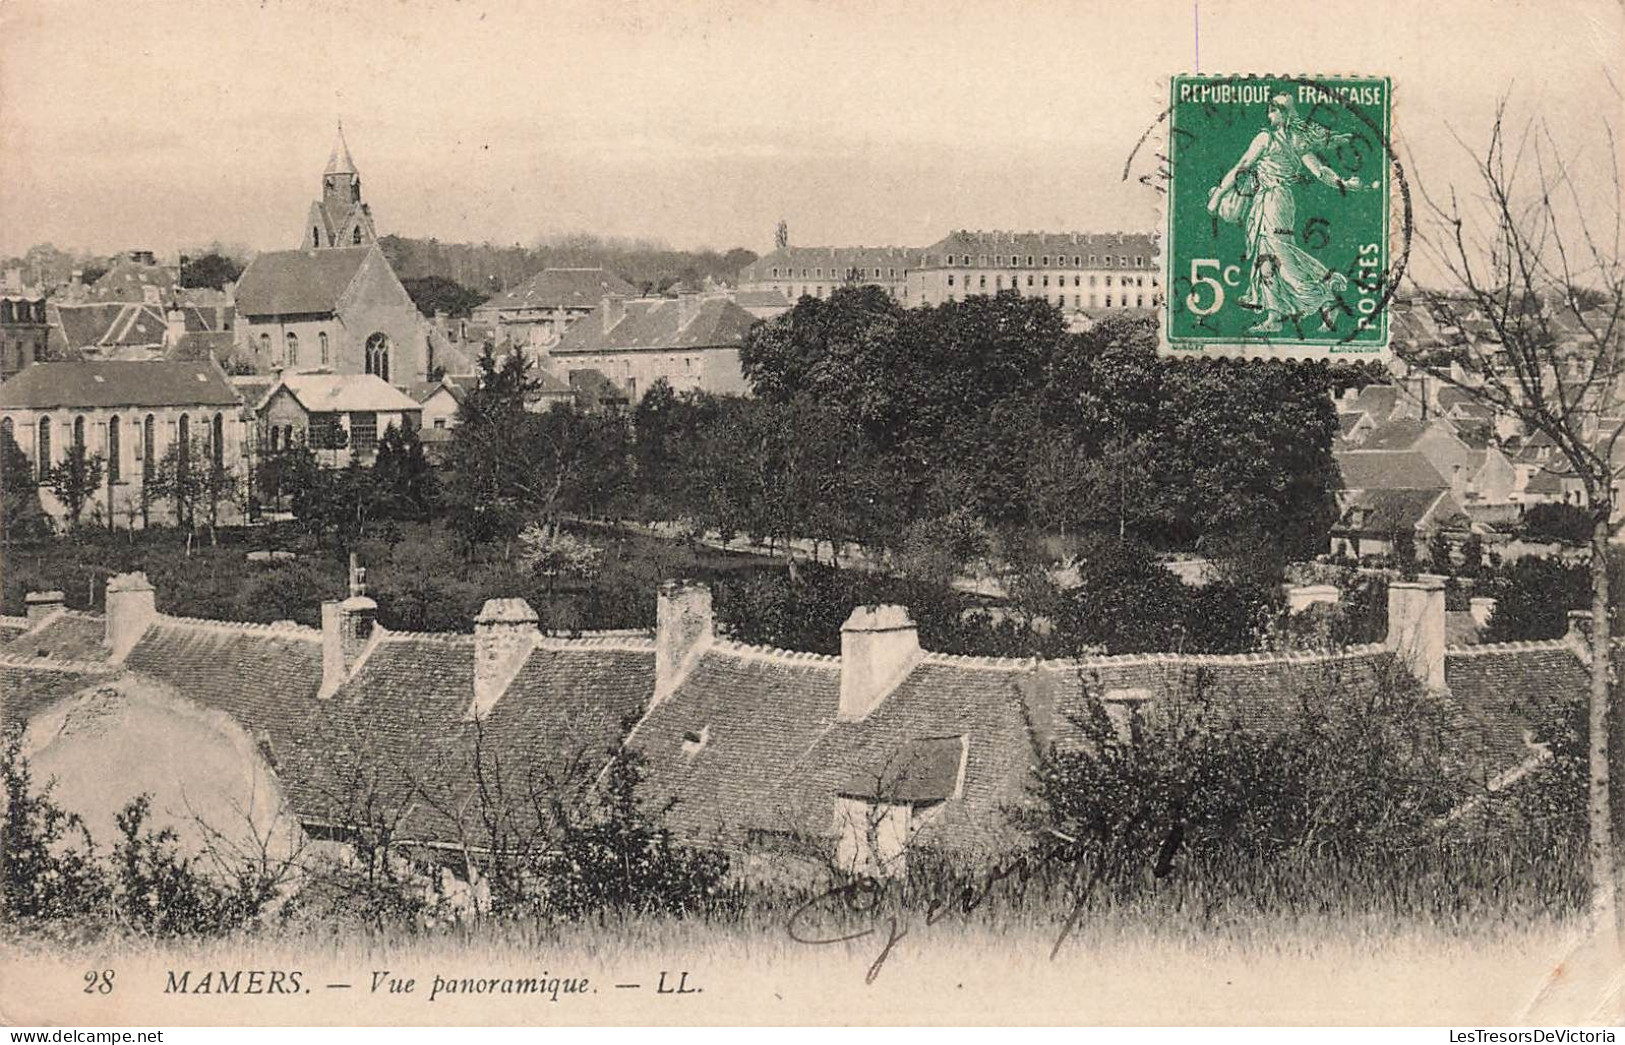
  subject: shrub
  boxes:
[1,727,110,922]
[1519,503,1592,546]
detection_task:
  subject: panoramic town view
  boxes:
[0,0,1622,1030]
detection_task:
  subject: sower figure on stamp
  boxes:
[1206,92,1378,334]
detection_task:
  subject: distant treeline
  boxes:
[379,234,759,299]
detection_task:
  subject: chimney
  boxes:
[1386,574,1447,690]
[104,572,157,660]
[655,580,714,703]
[319,555,378,699]
[24,589,65,624]
[165,306,187,347]
[601,295,626,334]
[1566,609,1595,648]
[840,605,921,720]
[1469,596,1497,629]
[470,598,539,719]
[677,291,699,329]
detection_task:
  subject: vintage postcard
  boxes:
[1,0,1623,1034]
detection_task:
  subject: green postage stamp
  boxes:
[1162,74,1394,358]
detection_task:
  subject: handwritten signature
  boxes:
[785,832,1107,984]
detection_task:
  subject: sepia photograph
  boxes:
[0,0,1622,1032]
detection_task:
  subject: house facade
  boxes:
[252,372,421,466]
[0,360,247,529]
[909,230,1161,320]
[1,297,49,382]
[471,268,639,349]
[546,293,756,404]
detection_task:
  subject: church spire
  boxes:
[324,121,357,176]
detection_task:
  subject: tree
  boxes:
[179,252,244,290]
[148,437,241,545]
[1403,95,1625,934]
[44,444,104,529]
[0,427,48,543]
[400,275,488,319]
[371,423,438,521]
[1521,502,1593,546]
[775,219,789,252]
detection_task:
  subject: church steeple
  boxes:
[306,122,375,250]
[325,121,358,177]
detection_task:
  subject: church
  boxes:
[232,127,437,384]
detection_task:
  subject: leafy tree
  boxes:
[44,444,104,529]
[1520,503,1593,546]
[179,252,244,290]
[370,423,438,521]
[536,744,727,918]
[401,275,488,319]
[1483,556,1598,643]
[0,427,48,543]
[148,437,241,544]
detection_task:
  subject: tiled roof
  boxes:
[85,261,175,304]
[234,247,371,317]
[0,361,241,410]
[632,645,842,844]
[837,735,967,803]
[1338,488,1451,535]
[268,372,421,414]
[1361,419,1434,452]
[0,611,109,665]
[733,289,792,309]
[1337,411,1370,436]
[480,268,638,312]
[554,297,757,355]
[165,331,244,366]
[921,230,1157,270]
[739,246,924,283]
[1444,643,1588,773]
[1346,384,1402,421]
[54,302,170,351]
[0,662,116,728]
[1335,450,1448,490]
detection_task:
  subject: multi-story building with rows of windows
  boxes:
[909,230,1160,319]
[735,231,1159,325]
[735,246,926,305]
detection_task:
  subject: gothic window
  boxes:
[352,227,362,245]
[364,333,391,383]
[36,416,50,479]
[286,331,299,367]
[143,415,155,480]
[108,416,121,484]
[178,415,190,478]
[259,332,271,360]
[73,415,85,451]
[313,226,321,247]
[213,413,224,472]
[319,331,329,365]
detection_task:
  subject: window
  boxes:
[313,226,321,246]
[979,275,987,289]
[36,417,50,479]
[285,331,299,367]
[352,227,362,245]
[350,412,378,451]
[1106,276,1113,287]
[1106,294,1113,307]
[73,415,85,452]
[259,332,270,359]
[948,275,955,287]
[996,275,1004,289]
[1026,255,1034,266]
[107,416,120,484]
[978,254,986,266]
[1119,256,1127,265]
[771,268,778,278]
[212,414,224,471]
[1042,255,1049,266]
[1042,276,1049,287]
[1135,256,1143,266]
[1073,255,1081,266]
[319,331,329,365]
[364,334,391,383]
[1137,295,1144,307]
[1090,254,1097,264]
[433,417,446,430]
[1074,275,1081,286]
[178,415,190,476]
[1026,275,1034,287]
[143,415,155,480]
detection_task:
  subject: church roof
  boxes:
[480,268,639,312]
[235,247,371,317]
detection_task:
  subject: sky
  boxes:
[0,0,1619,260]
